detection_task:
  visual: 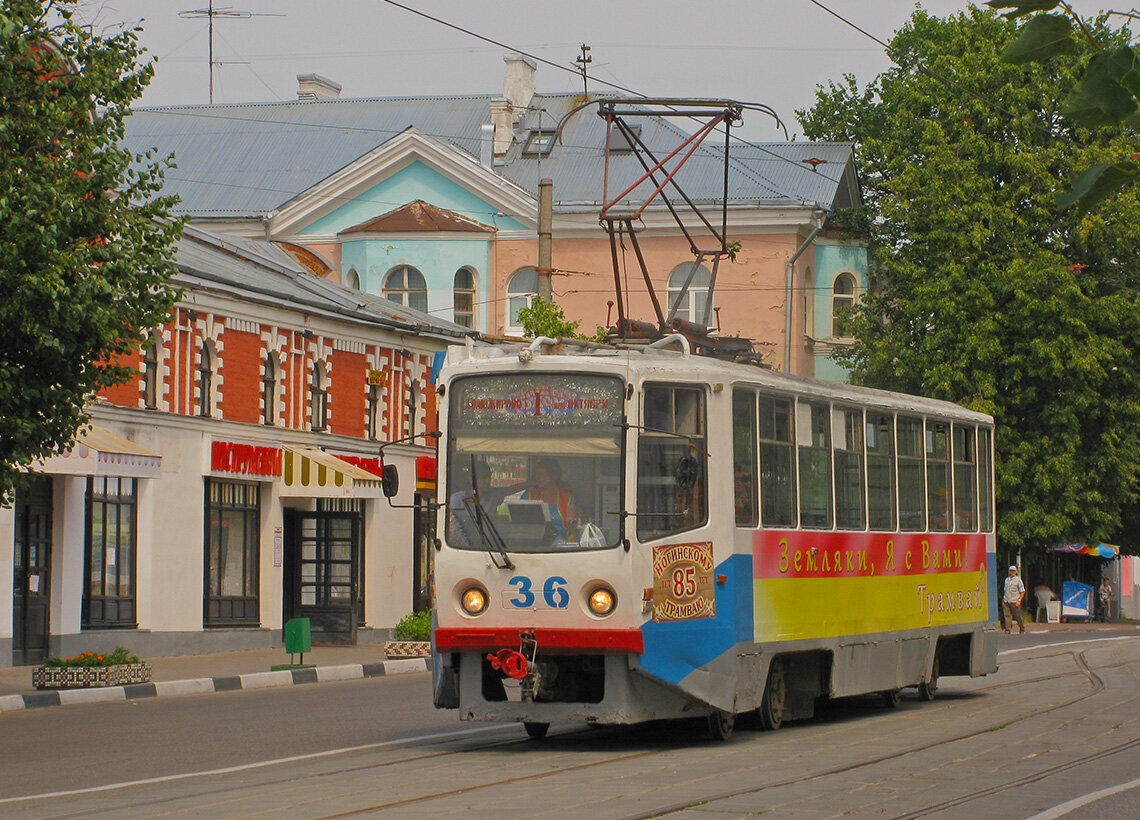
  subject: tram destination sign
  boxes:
[453,374,623,430]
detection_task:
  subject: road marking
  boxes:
[999,635,1140,656]
[0,725,506,805]
[1027,776,1140,819]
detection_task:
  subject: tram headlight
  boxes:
[587,586,616,617]
[460,586,488,615]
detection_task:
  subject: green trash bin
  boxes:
[284,617,312,662]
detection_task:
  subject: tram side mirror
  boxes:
[381,464,400,498]
[674,454,700,491]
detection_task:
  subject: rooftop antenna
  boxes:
[575,44,592,95]
[178,1,283,103]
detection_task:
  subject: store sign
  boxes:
[211,440,282,478]
[367,369,388,386]
[336,454,383,476]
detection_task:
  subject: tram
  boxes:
[425,336,999,739]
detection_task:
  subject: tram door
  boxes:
[13,478,53,665]
[284,510,359,645]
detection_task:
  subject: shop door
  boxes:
[13,478,53,665]
[284,511,359,645]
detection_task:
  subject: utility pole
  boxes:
[575,44,592,96]
[179,2,282,103]
[538,178,553,303]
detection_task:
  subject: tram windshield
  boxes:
[446,373,625,551]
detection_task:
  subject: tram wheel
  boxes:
[524,721,549,740]
[759,657,787,731]
[881,689,902,709]
[707,709,735,741]
[918,655,939,702]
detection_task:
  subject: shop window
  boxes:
[204,479,260,626]
[83,477,138,629]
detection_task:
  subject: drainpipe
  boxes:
[784,211,826,373]
[538,178,553,302]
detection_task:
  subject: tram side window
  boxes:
[898,417,925,531]
[953,425,978,531]
[979,427,994,531]
[798,402,833,529]
[834,407,865,529]
[732,389,758,527]
[637,385,708,540]
[866,413,895,530]
[759,395,796,527]
[927,421,952,532]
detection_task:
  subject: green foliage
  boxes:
[0,1,183,498]
[516,297,583,339]
[393,611,432,641]
[43,646,141,668]
[989,1,1140,210]
[799,6,1140,553]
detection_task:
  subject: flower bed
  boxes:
[32,647,152,690]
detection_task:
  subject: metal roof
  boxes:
[174,224,471,340]
[122,93,858,219]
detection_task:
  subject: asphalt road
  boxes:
[3,628,1139,819]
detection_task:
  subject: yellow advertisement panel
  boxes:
[753,531,991,643]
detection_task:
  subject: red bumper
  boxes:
[434,627,643,654]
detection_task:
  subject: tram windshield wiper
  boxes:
[466,457,514,570]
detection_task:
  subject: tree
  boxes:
[797,7,1140,555]
[517,297,606,342]
[0,0,182,497]
[988,1,1140,211]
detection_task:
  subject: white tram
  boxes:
[427,336,999,739]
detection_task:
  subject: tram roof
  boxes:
[445,340,993,425]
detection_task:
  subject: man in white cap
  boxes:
[1003,565,1027,634]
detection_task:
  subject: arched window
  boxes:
[310,361,328,431]
[667,263,712,325]
[197,342,215,417]
[832,272,857,338]
[506,267,538,333]
[453,268,476,329]
[345,267,360,291]
[142,332,160,410]
[262,352,280,426]
[383,266,427,312]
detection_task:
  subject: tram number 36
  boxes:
[506,575,569,609]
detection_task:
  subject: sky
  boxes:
[76,0,1111,140]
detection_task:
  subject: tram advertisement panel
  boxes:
[753,531,990,642]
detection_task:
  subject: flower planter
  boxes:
[383,640,430,659]
[32,662,153,690]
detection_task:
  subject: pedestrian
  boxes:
[1098,577,1113,622]
[1003,565,1027,635]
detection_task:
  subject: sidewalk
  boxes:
[0,643,430,713]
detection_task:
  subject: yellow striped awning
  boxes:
[280,446,384,498]
[36,425,162,478]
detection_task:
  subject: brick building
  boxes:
[2,225,469,666]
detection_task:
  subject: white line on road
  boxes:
[999,635,1140,657]
[1027,776,1140,819]
[0,725,507,805]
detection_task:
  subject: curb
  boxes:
[0,657,431,713]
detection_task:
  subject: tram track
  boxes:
[19,641,1137,819]
[627,648,1112,820]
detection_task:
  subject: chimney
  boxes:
[297,73,342,101]
[489,97,513,158]
[503,53,536,114]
